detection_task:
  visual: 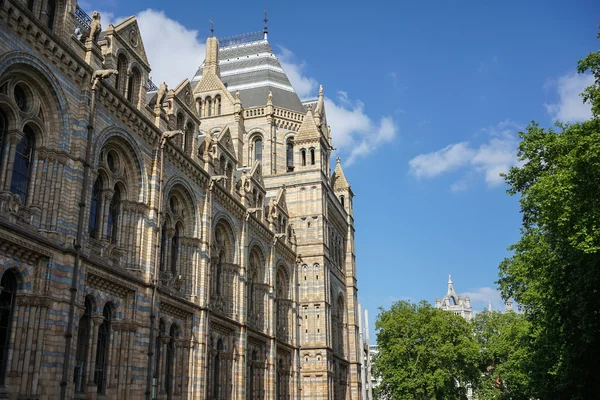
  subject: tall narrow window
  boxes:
[94,305,111,394]
[207,99,212,117]
[10,126,34,203]
[286,140,294,172]
[116,55,128,93]
[310,148,315,165]
[0,270,17,385]
[74,298,92,392]
[88,177,103,238]
[213,339,223,399]
[197,99,203,118]
[171,224,180,276]
[45,0,56,30]
[340,195,345,207]
[154,320,164,397]
[159,223,167,272]
[27,0,34,11]
[254,138,262,163]
[165,325,177,396]
[107,186,121,244]
[216,96,222,115]
[301,149,306,166]
[216,251,223,296]
[127,67,141,105]
[0,110,8,175]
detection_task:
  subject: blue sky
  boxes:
[81,0,599,338]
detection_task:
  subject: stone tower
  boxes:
[435,275,473,321]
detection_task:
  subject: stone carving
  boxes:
[156,82,167,106]
[235,90,240,101]
[267,91,273,104]
[91,69,118,89]
[88,11,102,43]
[6,193,21,215]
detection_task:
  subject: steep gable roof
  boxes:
[295,107,321,143]
[112,16,150,68]
[331,157,351,192]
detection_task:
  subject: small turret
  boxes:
[203,36,220,76]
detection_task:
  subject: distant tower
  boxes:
[505,299,514,312]
[436,275,473,321]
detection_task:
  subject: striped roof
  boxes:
[192,36,304,113]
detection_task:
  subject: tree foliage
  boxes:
[373,301,480,400]
[497,30,600,400]
[471,311,532,400]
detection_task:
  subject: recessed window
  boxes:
[106,150,119,173]
[170,196,178,214]
[14,84,28,112]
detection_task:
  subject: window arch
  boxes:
[253,137,263,163]
[27,0,34,12]
[185,121,194,152]
[310,148,316,165]
[94,304,112,394]
[301,149,306,166]
[216,95,222,115]
[0,270,17,385]
[127,67,141,105]
[207,98,213,117]
[212,339,224,398]
[247,249,263,318]
[286,139,294,172]
[107,185,121,243]
[340,195,345,207]
[10,125,35,203]
[159,221,168,272]
[74,297,93,392]
[116,54,128,93]
[88,176,103,238]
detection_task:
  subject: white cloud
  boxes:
[277,46,318,100]
[276,49,398,165]
[104,9,206,88]
[545,73,593,122]
[462,286,508,313]
[409,121,522,189]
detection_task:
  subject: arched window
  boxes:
[301,149,306,166]
[254,138,262,163]
[286,140,294,172]
[127,67,141,105]
[226,163,233,191]
[0,110,8,177]
[26,0,34,12]
[0,270,17,385]
[207,98,212,117]
[219,156,226,175]
[176,113,184,132]
[340,195,345,207]
[310,148,315,165]
[74,297,92,392]
[171,224,181,276]
[276,358,283,400]
[116,54,128,93]
[88,177,103,238]
[248,350,257,399]
[216,95,222,115]
[10,125,34,203]
[185,122,194,152]
[94,305,111,394]
[44,0,57,30]
[107,186,121,244]
[165,324,177,396]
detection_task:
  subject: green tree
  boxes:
[471,311,532,400]
[373,301,480,400]
[498,31,600,399]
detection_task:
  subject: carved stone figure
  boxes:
[267,91,273,104]
[6,193,21,214]
[88,11,102,43]
[91,69,118,89]
[156,82,167,106]
[235,90,241,101]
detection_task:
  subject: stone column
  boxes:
[87,313,105,389]
[160,335,170,394]
[100,190,114,242]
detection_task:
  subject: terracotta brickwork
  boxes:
[0,1,361,399]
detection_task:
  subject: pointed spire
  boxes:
[488,300,493,312]
[295,105,320,142]
[204,32,220,76]
[447,274,455,294]
[332,157,351,191]
[448,274,453,284]
[315,85,324,127]
[263,9,268,40]
[210,19,214,37]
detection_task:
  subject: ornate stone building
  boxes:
[0,1,361,399]
[435,275,473,321]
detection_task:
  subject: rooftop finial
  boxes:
[263,9,268,40]
[336,156,341,164]
[210,19,214,37]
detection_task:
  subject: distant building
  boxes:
[435,275,473,320]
